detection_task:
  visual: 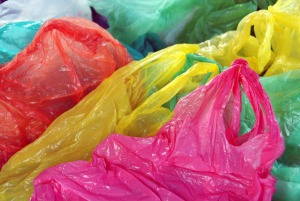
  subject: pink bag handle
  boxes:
[173,58,280,144]
[165,59,283,170]
[216,59,283,173]
[223,59,280,144]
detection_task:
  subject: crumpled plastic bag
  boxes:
[240,69,300,200]
[0,0,91,26]
[197,0,300,76]
[90,0,276,45]
[0,17,132,169]
[172,0,257,44]
[0,21,41,64]
[0,45,220,201]
[31,59,284,201]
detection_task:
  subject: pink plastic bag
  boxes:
[31,59,284,201]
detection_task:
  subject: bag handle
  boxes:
[218,59,284,172]
[165,58,283,171]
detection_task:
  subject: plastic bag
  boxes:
[240,70,300,200]
[90,0,195,44]
[0,45,220,201]
[197,0,300,76]
[0,0,91,26]
[31,59,284,200]
[172,0,256,44]
[0,17,132,169]
[0,21,41,64]
[90,0,276,45]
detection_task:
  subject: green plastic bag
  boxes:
[0,44,221,200]
[197,0,300,76]
[240,69,300,200]
[0,21,41,64]
[174,0,257,43]
[90,0,275,45]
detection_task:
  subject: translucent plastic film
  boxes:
[31,60,284,200]
[197,0,300,76]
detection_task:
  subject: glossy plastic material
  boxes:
[0,21,165,63]
[174,0,256,44]
[197,0,300,76]
[0,17,132,169]
[0,0,91,26]
[240,70,300,200]
[0,45,221,201]
[31,60,284,201]
[90,0,274,45]
[0,21,41,64]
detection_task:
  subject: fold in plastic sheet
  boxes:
[0,44,221,201]
[31,60,284,201]
[90,0,274,45]
[0,0,91,26]
[197,0,300,76]
[0,17,132,169]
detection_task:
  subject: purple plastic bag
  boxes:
[31,59,284,201]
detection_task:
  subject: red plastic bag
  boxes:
[0,17,132,169]
[31,59,284,201]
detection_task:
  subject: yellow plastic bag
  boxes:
[197,0,300,76]
[0,44,220,200]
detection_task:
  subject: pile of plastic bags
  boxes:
[0,0,299,200]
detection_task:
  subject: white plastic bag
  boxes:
[0,0,91,26]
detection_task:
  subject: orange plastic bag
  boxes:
[0,17,132,168]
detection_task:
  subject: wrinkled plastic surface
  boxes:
[90,0,276,45]
[31,60,284,201]
[0,21,164,63]
[131,33,166,57]
[240,70,300,200]
[0,21,41,64]
[173,0,256,44]
[197,0,300,76]
[0,0,91,26]
[0,17,132,169]
[0,45,221,201]
[123,33,166,60]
